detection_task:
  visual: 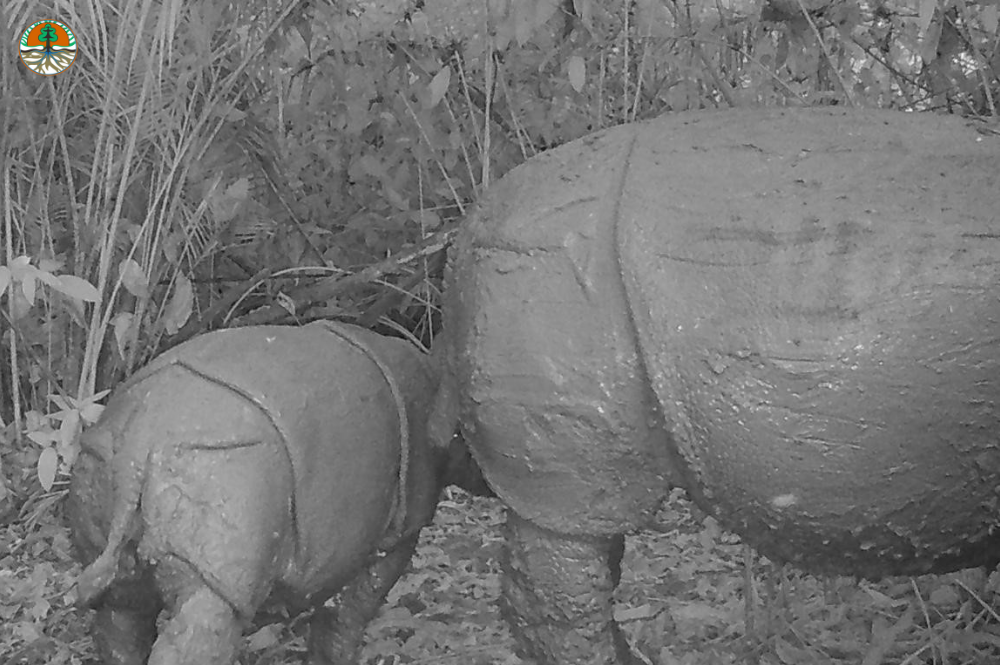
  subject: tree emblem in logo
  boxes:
[20,20,77,76]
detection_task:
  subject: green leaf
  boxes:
[209,177,250,223]
[10,255,32,273]
[48,394,72,412]
[20,272,37,306]
[567,55,585,93]
[119,258,149,298]
[80,401,107,425]
[918,0,937,37]
[429,67,451,108]
[163,272,193,334]
[33,266,61,288]
[37,448,58,491]
[53,274,100,302]
[36,257,63,273]
[246,624,281,652]
[277,292,296,315]
[26,430,59,447]
[112,312,135,359]
[58,410,81,451]
[984,5,998,34]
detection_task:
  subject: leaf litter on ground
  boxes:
[3,485,999,665]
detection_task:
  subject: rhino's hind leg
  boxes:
[90,580,161,665]
[146,560,242,665]
[502,512,635,665]
[308,533,421,664]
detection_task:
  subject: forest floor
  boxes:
[2,481,999,665]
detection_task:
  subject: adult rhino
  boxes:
[429,108,1000,665]
[68,321,486,665]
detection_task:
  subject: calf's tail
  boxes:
[75,430,151,607]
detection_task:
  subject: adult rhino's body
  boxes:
[431,108,1000,664]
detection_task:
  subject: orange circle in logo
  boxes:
[20,20,77,76]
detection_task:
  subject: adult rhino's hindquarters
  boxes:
[431,108,1000,665]
[67,321,481,665]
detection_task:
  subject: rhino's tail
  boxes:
[75,405,153,606]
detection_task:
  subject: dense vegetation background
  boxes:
[1,0,998,663]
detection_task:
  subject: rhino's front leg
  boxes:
[308,532,421,665]
[502,512,636,665]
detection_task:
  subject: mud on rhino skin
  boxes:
[67,321,455,665]
[432,108,1000,665]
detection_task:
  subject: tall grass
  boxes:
[1,0,294,481]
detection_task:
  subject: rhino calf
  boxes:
[67,321,476,665]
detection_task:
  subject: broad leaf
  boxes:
[37,448,58,491]
[53,275,100,302]
[429,67,451,107]
[119,259,149,298]
[567,55,585,92]
[112,312,135,359]
[163,272,193,334]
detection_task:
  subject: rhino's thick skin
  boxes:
[433,108,1000,665]
[67,321,472,665]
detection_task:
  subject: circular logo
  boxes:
[20,20,77,76]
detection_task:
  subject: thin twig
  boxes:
[794,0,857,106]
[237,228,457,327]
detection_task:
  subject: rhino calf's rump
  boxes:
[68,321,457,665]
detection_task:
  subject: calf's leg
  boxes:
[146,560,242,665]
[502,512,636,665]
[308,533,421,664]
[90,580,161,665]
